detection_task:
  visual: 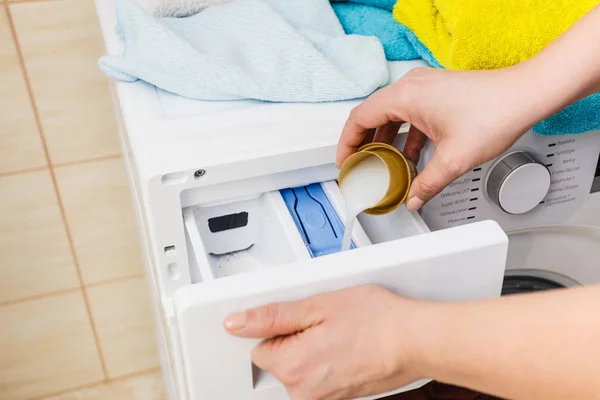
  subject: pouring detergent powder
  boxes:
[338,143,417,251]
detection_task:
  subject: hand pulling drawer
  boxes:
[173,220,508,400]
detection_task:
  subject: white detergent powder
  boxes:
[217,250,262,277]
[340,156,390,251]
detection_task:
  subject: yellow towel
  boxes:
[393,0,600,70]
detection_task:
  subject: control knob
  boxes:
[486,151,551,214]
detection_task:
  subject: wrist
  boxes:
[395,298,454,381]
[496,63,556,135]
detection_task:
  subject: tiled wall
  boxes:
[0,0,164,398]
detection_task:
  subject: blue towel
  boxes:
[99,0,389,102]
[331,3,420,61]
[331,0,600,136]
[534,94,600,136]
[332,0,396,11]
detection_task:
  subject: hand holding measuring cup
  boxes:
[336,66,547,211]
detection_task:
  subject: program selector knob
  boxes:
[486,151,551,214]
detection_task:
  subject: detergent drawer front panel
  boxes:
[173,221,508,400]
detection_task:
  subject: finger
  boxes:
[403,125,428,165]
[224,298,323,339]
[373,121,403,145]
[251,333,302,375]
[336,86,404,167]
[361,128,376,147]
[405,147,469,211]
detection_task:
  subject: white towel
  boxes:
[131,0,228,17]
[99,0,389,103]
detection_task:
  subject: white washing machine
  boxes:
[95,1,600,399]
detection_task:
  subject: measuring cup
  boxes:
[338,142,417,215]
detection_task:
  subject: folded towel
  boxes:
[99,0,389,103]
[331,3,419,61]
[131,0,228,17]
[393,0,599,71]
[391,0,600,135]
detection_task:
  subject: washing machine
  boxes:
[94,1,600,399]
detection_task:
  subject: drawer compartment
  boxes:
[183,179,431,283]
[183,191,311,281]
[280,182,372,256]
[183,181,380,282]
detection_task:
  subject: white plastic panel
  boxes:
[173,220,508,400]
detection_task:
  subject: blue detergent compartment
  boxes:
[280,183,355,258]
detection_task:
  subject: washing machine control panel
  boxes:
[420,131,600,232]
[486,151,552,215]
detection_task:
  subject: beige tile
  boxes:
[0,170,80,304]
[10,0,120,165]
[0,8,46,174]
[88,277,160,378]
[56,157,143,285]
[41,370,165,400]
[0,291,105,400]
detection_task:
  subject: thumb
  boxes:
[405,147,469,211]
[224,299,322,339]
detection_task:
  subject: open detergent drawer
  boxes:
[176,179,508,399]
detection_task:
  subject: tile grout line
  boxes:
[26,367,162,400]
[0,287,81,308]
[0,272,146,308]
[8,0,61,3]
[86,272,146,288]
[5,4,110,380]
[0,165,47,178]
[0,153,122,179]
[54,153,122,169]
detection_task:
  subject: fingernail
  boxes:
[224,311,247,330]
[406,196,424,211]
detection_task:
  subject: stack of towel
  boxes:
[101,0,600,136]
[393,0,599,70]
[331,0,600,136]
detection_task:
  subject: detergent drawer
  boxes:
[182,180,432,282]
[174,190,508,400]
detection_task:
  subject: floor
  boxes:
[0,0,165,399]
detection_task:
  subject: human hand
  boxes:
[336,66,543,211]
[223,285,429,400]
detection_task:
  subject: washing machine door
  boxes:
[504,225,600,294]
